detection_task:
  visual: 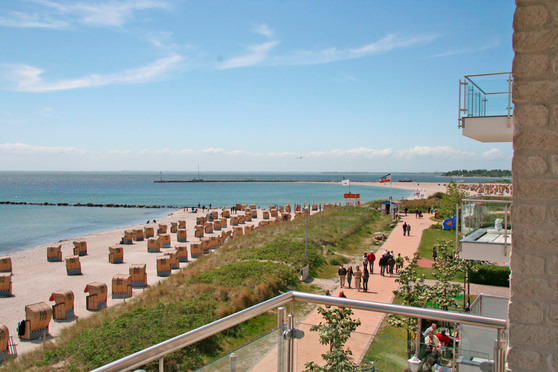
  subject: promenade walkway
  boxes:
[252,213,435,371]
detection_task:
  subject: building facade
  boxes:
[509,1,558,370]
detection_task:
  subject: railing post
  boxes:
[458,80,462,128]
[507,73,512,128]
[159,357,164,372]
[277,307,287,372]
[494,329,506,372]
[286,314,295,372]
[504,203,509,256]
[229,352,237,372]
[415,317,422,358]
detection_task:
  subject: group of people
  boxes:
[420,323,457,370]
[403,207,426,217]
[337,249,404,292]
[402,221,412,236]
[337,264,370,292]
[377,250,403,276]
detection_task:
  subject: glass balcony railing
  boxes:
[194,326,285,371]
[458,72,512,125]
[459,196,512,263]
[91,291,507,372]
[458,72,513,142]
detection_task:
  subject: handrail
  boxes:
[92,291,507,372]
[292,292,506,329]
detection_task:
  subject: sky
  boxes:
[0,0,515,172]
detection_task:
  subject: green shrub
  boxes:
[237,240,325,276]
[470,265,510,287]
[429,224,443,230]
[191,261,297,289]
[329,255,349,266]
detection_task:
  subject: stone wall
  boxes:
[509,1,558,371]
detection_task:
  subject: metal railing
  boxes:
[92,291,507,372]
[458,72,513,128]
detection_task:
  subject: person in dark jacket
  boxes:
[362,267,370,292]
[338,264,347,288]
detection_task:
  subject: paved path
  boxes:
[254,213,436,371]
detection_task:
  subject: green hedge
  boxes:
[470,265,510,287]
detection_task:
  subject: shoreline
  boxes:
[2,206,273,355]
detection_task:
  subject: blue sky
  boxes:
[0,0,515,172]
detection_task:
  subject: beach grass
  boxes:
[2,206,390,371]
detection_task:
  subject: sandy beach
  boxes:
[354,181,512,200]
[354,181,447,199]
[2,206,279,355]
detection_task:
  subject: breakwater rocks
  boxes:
[0,201,184,209]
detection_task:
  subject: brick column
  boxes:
[509,1,558,371]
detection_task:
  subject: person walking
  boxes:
[402,222,408,236]
[367,250,376,274]
[379,254,386,276]
[347,266,353,289]
[388,255,395,276]
[407,224,411,236]
[362,267,370,292]
[354,266,362,292]
[395,253,403,273]
[362,252,368,268]
[338,264,347,288]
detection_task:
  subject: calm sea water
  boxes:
[0,171,507,254]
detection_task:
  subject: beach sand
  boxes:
[355,181,511,200]
[354,181,447,199]
[2,206,276,355]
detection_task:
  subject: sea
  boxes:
[0,171,509,255]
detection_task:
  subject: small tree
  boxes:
[426,240,464,311]
[388,253,429,357]
[439,181,469,218]
[304,306,361,372]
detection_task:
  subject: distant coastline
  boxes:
[441,169,512,178]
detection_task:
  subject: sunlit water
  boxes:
[0,171,507,254]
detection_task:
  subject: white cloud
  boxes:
[219,41,280,70]
[482,148,505,160]
[428,39,500,58]
[394,146,475,159]
[0,144,507,169]
[145,31,179,50]
[0,10,68,28]
[272,33,437,66]
[332,73,357,83]
[39,107,54,116]
[10,0,170,28]
[0,142,90,155]
[254,23,274,38]
[1,54,184,92]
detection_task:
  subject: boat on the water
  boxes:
[398,178,412,182]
